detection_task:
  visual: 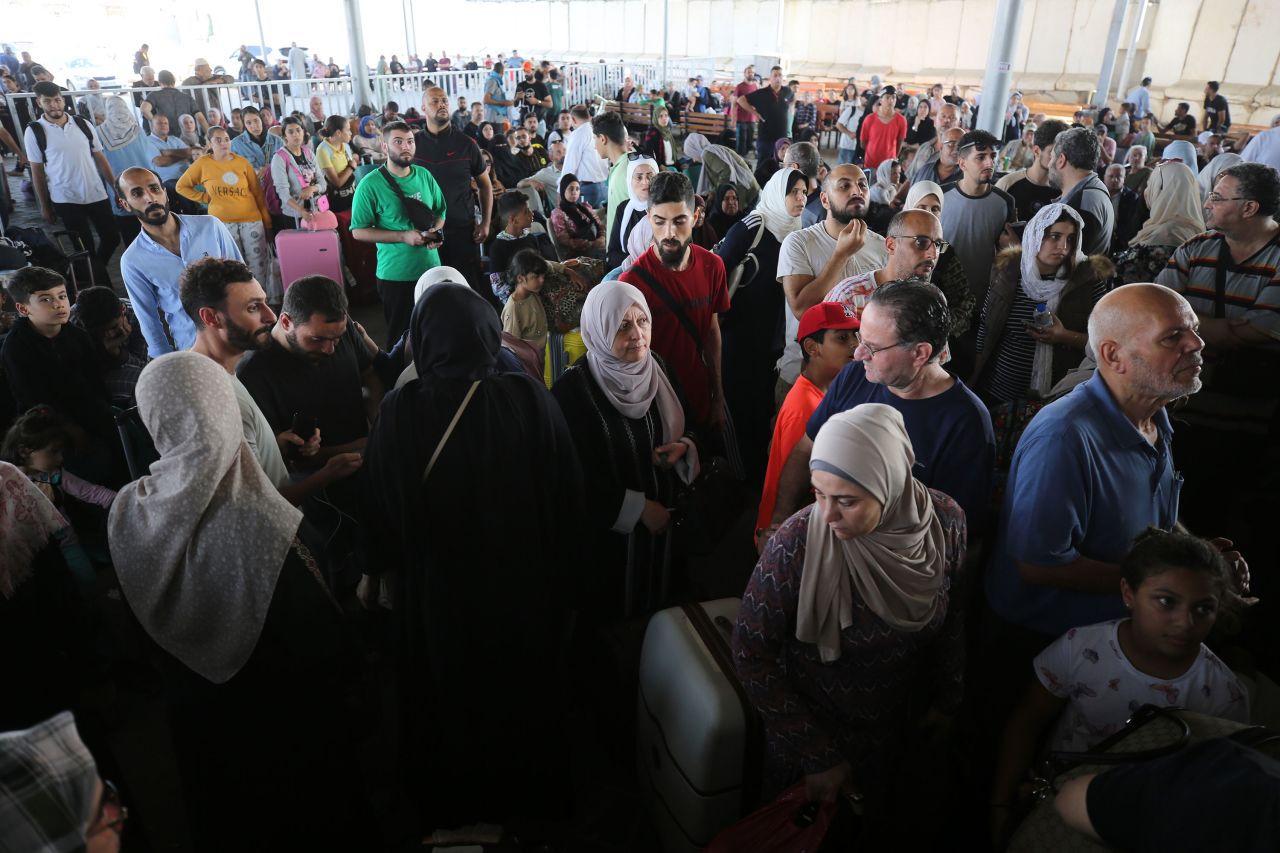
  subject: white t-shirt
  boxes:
[775,222,887,382]
[1035,619,1249,752]
[24,115,108,205]
[233,376,290,489]
[836,104,861,151]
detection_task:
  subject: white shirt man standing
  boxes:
[561,104,609,208]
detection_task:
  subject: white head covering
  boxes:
[1197,152,1243,203]
[1161,140,1198,170]
[415,265,466,303]
[905,180,945,213]
[579,283,689,454]
[621,157,658,248]
[684,132,757,197]
[1132,162,1206,248]
[869,159,898,205]
[1019,202,1088,396]
[177,113,200,147]
[108,352,304,684]
[99,94,140,151]
[753,167,805,242]
[797,405,946,663]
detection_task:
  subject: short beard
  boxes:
[390,151,415,168]
[284,328,326,361]
[133,202,171,226]
[225,316,272,352]
[829,204,865,226]
[656,236,692,269]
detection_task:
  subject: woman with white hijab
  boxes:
[96,95,153,246]
[733,404,965,807]
[1197,151,1243,203]
[716,167,809,483]
[683,131,761,209]
[868,158,902,207]
[606,156,656,271]
[1116,160,1206,284]
[107,352,373,851]
[972,203,1112,403]
[551,282,699,618]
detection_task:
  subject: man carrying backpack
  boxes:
[24,81,120,287]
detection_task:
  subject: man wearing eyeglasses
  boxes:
[766,279,994,543]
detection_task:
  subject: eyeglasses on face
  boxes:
[855,331,913,358]
[1205,193,1247,205]
[88,779,128,837]
[890,234,950,253]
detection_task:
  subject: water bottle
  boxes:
[1031,302,1053,329]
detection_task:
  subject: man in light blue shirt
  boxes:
[483,63,512,124]
[1125,77,1152,119]
[145,114,192,183]
[985,285,1207,642]
[117,167,243,356]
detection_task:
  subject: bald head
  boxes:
[885,209,943,278]
[1089,284,1204,401]
[115,166,161,197]
[423,86,451,128]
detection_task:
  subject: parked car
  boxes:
[61,57,126,90]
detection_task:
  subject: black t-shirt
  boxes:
[424,58,438,73]
[1004,174,1060,221]
[517,80,549,121]
[1087,738,1280,853]
[1167,114,1197,136]
[1204,94,1231,132]
[412,125,487,233]
[745,85,794,144]
[235,322,373,447]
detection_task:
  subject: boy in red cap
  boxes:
[754,302,860,551]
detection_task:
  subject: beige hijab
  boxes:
[108,352,303,684]
[796,404,946,663]
[1131,161,1206,248]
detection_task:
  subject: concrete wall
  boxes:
[473,0,1280,124]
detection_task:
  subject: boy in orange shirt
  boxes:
[754,302,861,552]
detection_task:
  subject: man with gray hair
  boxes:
[908,101,961,181]
[782,140,821,182]
[1048,126,1114,256]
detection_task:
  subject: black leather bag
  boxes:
[378,166,438,232]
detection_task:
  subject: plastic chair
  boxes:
[113,406,159,480]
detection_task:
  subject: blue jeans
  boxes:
[579,180,606,208]
[837,148,858,165]
[735,122,754,156]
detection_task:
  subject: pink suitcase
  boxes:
[275,229,344,291]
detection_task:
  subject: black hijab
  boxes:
[411,283,499,382]
[557,172,599,240]
[707,183,745,237]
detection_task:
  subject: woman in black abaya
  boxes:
[362,283,584,832]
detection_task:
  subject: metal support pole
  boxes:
[402,0,412,59]
[346,0,373,111]
[253,0,268,69]
[975,0,1026,138]
[777,0,786,56]
[407,0,418,57]
[661,0,669,92]
[1114,1,1148,107]
[1092,0,1128,108]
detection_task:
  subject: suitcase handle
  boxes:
[713,614,734,640]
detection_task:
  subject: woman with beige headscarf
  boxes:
[1115,160,1206,284]
[733,404,967,809]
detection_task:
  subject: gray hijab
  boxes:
[108,352,303,684]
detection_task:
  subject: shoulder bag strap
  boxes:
[628,263,704,358]
[421,380,481,484]
[1213,238,1231,320]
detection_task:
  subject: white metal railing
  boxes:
[2,62,663,139]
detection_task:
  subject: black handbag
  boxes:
[672,456,746,556]
[378,166,438,232]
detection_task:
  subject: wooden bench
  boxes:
[681,109,732,141]
[619,102,654,131]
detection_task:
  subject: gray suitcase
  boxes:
[636,598,762,852]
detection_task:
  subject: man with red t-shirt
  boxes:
[620,171,730,430]
[732,64,759,157]
[859,89,907,169]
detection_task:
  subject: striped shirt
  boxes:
[1155,231,1280,340]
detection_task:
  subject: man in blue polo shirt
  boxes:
[117,167,243,356]
[767,279,994,538]
[985,284,1208,645]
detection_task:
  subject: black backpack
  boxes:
[27,115,95,161]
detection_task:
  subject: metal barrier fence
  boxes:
[2,62,663,140]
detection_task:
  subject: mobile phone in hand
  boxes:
[291,412,317,442]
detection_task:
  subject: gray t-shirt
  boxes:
[775,221,888,382]
[233,375,290,489]
[1059,173,1115,258]
[939,185,1016,306]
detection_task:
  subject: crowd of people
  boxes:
[2,45,1280,851]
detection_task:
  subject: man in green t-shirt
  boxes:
[592,111,631,245]
[351,121,447,346]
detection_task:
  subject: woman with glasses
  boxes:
[1115,161,1205,285]
[971,203,1112,405]
[0,711,126,852]
[733,404,966,816]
